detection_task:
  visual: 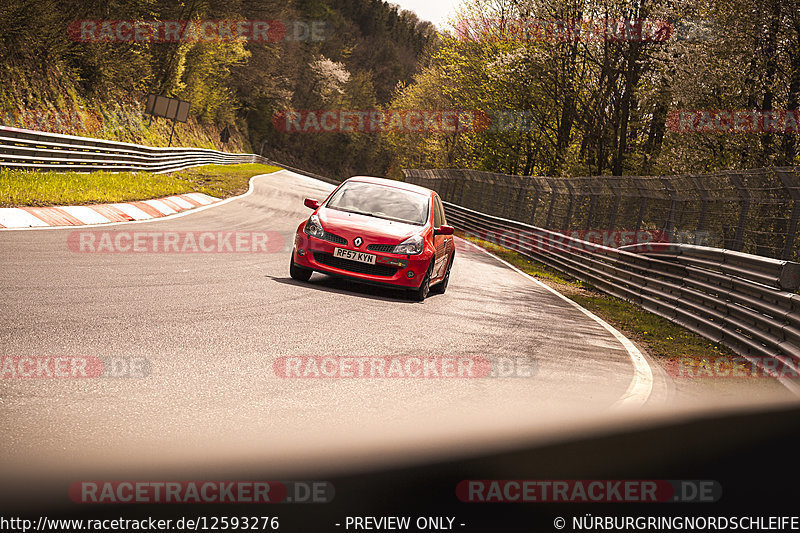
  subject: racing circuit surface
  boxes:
[0,170,796,517]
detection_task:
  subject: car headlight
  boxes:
[303,214,324,238]
[392,235,424,255]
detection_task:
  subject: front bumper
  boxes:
[292,232,430,289]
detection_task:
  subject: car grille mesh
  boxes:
[319,231,347,245]
[366,244,396,253]
[313,252,397,277]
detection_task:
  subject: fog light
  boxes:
[297,248,306,256]
[407,271,415,279]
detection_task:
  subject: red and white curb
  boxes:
[0,193,220,229]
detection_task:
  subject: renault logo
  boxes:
[354,237,363,247]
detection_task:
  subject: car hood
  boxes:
[318,207,423,242]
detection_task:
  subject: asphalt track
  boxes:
[0,170,796,512]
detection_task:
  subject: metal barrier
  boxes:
[441,201,800,394]
[404,167,800,262]
[0,125,260,173]
[0,125,343,184]
[256,156,341,186]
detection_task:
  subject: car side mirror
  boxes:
[437,225,455,236]
[304,198,320,210]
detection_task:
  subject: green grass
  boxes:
[460,232,737,365]
[0,163,280,207]
[568,293,734,361]
[464,235,589,286]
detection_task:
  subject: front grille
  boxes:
[367,243,397,253]
[313,252,398,277]
[319,231,347,245]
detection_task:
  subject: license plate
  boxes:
[333,247,376,264]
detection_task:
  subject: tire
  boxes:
[289,255,312,281]
[409,260,433,301]
[430,252,454,295]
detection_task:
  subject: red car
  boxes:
[290,176,455,301]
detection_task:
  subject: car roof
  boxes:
[344,176,434,196]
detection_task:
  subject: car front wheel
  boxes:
[409,260,433,301]
[430,253,453,295]
[290,254,313,281]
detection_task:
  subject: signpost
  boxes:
[145,94,191,147]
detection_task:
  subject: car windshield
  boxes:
[325,181,429,226]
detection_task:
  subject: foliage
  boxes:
[387,0,800,177]
[0,0,437,176]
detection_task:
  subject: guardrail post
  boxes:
[460,171,469,207]
[690,174,709,244]
[545,177,558,229]
[585,178,598,230]
[632,177,648,236]
[564,179,576,232]
[514,176,527,221]
[529,178,542,226]
[607,178,621,230]
[481,177,493,214]
[777,168,800,261]
[728,172,750,252]
[660,176,679,243]
[447,170,458,203]
[502,174,515,219]
[499,173,510,218]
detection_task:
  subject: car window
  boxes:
[434,196,446,227]
[326,181,430,226]
[433,195,443,228]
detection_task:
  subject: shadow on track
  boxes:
[266,274,444,304]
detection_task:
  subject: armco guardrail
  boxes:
[442,201,800,394]
[257,156,340,186]
[0,125,261,173]
[0,125,342,183]
[403,167,800,263]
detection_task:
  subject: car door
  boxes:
[438,195,455,259]
[432,195,450,280]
